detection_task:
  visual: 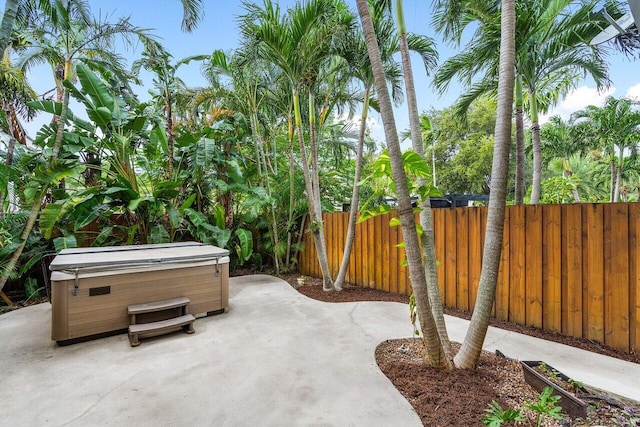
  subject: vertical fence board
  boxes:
[325,214,334,278]
[468,208,482,311]
[606,204,630,351]
[336,213,343,278]
[373,214,383,290]
[434,209,447,302]
[444,209,457,308]
[349,214,358,285]
[630,203,640,354]
[389,212,399,295]
[543,205,562,332]
[563,205,583,338]
[525,205,543,328]
[509,205,526,325]
[361,217,370,288]
[382,213,391,293]
[495,208,510,321]
[456,209,470,310]
[337,213,345,279]
[584,204,604,342]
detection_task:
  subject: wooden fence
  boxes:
[299,203,640,353]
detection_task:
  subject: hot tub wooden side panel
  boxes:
[51,263,228,341]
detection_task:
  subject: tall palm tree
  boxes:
[572,96,640,202]
[454,0,516,369]
[239,0,355,290]
[387,0,455,359]
[355,0,449,368]
[332,0,435,291]
[433,0,609,204]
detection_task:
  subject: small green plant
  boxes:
[482,400,526,426]
[481,387,564,426]
[567,378,584,392]
[524,387,564,427]
[537,362,561,384]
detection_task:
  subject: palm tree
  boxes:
[355,0,449,368]
[332,0,436,292]
[540,116,581,201]
[239,0,355,290]
[572,96,640,202]
[433,0,609,204]
[389,0,457,360]
[132,42,207,178]
[454,0,516,369]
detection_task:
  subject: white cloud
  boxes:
[625,83,640,100]
[539,85,616,124]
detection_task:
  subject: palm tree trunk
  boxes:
[610,158,616,202]
[250,113,281,272]
[395,0,453,363]
[286,115,296,267]
[514,75,525,205]
[529,93,542,204]
[293,88,333,290]
[571,188,582,203]
[166,98,174,179]
[357,0,447,369]
[614,149,623,202]
[333,86,370,291]
[308,89,333,290]
[455,0,516,369]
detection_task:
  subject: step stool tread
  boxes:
[128,297,190,315]
[129,314,195,334]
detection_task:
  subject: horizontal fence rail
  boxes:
[299,203,640,353]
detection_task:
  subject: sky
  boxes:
[18,0,640,144]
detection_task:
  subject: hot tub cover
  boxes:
[49,242,229,273]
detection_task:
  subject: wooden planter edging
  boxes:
[521,361,588,419]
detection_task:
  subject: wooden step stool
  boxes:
[128,297,195,347]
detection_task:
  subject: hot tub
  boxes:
[49,242,229,343]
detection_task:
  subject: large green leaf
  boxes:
[75,63,116,111]
[91,226,114,247]
[40,202,65,239]
[402,150,431,179]
[234,229,253,262]
[87,106,113,127]
[53,235,78,252]
[149,224,170,244]
[358,204,392,223]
